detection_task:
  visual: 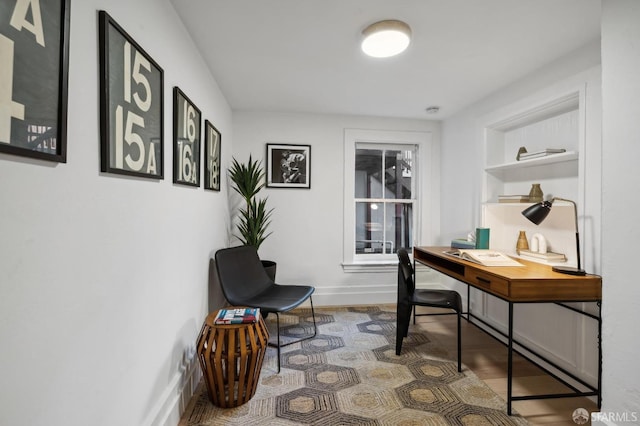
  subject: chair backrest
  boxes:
[397,248,415,299]
[215,245,273,305]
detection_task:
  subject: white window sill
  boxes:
[341,262,397,273]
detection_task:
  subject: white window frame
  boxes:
[353,142,417,261]
[343,128,438,272]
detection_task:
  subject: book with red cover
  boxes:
[214,308,260,324]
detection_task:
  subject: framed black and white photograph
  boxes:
[99,11,164,178]
[0,0,70,162]
[266,143,311,189]
[204,120,221,191]
[173,87,201,187]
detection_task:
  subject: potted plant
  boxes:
[228,155,276,280]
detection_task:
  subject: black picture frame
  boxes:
[0,0,70,162]
[266,143,311,189]
[99,11,164,179]
[172,87,201,187]
[204,120,221,191]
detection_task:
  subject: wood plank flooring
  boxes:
[412,306,598,425]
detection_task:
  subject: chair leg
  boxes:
[268,297,317,374]
[309,296,317,338]
[403,305,411,338]
[456,311,462,372]
[396,303,412,355]
[275,312,281,373]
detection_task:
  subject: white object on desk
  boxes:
[530,233,547,254]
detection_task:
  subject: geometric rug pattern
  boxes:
[180,305,529,425]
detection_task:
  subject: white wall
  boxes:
[439,38,606,403]
[440,43,603,318]
[0,1,232,425]
[232,111,440,306]
[440,40,602,241]
[600,0,640,422]
[440,1,640,418]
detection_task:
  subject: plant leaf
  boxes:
[229,156,272,249]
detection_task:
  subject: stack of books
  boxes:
[498,194,530,203]
[451,238,476,249]
[214,307,261,324]
[518,249,566,262]
[518,148,566,161]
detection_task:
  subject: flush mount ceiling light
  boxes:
[361,20,411,58]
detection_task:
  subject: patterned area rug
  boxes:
[181,305,528,425]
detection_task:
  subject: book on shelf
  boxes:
[518,249,567,262]
[518,148,566,160]
[443,249,524,267]
[451,238,476,249]
[498,194,530,203]
[214,308,261,324]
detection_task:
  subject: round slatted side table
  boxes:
[196,308,269,408]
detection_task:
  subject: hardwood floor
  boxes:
[412,306,598,425]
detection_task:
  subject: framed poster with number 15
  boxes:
[99,11,164,179]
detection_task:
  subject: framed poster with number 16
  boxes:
[173,87,201,187]
[99,11,164,179]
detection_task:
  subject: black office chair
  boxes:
[396,248,463,372]
[214,245,317,373]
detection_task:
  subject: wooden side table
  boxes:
[196,308,269,408]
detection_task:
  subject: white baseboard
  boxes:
[143,355,201,426]
[310,280,462,307]
[311,285,396,306]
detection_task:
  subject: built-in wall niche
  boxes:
[483,91,582,204]
[475,78,600,389]
[481,88,586,267]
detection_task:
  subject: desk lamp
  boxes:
[521,197,586,275]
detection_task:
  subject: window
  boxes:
[355,144,415,257]
[343,129,436,271]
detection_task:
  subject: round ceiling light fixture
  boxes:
[361,20,411,58]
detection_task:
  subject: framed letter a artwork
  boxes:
[0,0,70,162]
[99,11,164,179]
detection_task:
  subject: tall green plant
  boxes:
[229,156,273,249]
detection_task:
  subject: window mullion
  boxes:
[381,201,386,254]
[381,150,386,254]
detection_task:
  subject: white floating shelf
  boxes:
[485,150,578,173]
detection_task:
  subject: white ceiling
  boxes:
[170,0,601,120]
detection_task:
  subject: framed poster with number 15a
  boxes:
[99,11,164,179]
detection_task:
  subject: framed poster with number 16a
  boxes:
[173,87,201,187]
[99,11,164,179]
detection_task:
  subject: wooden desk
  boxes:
[413,246,602,414]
